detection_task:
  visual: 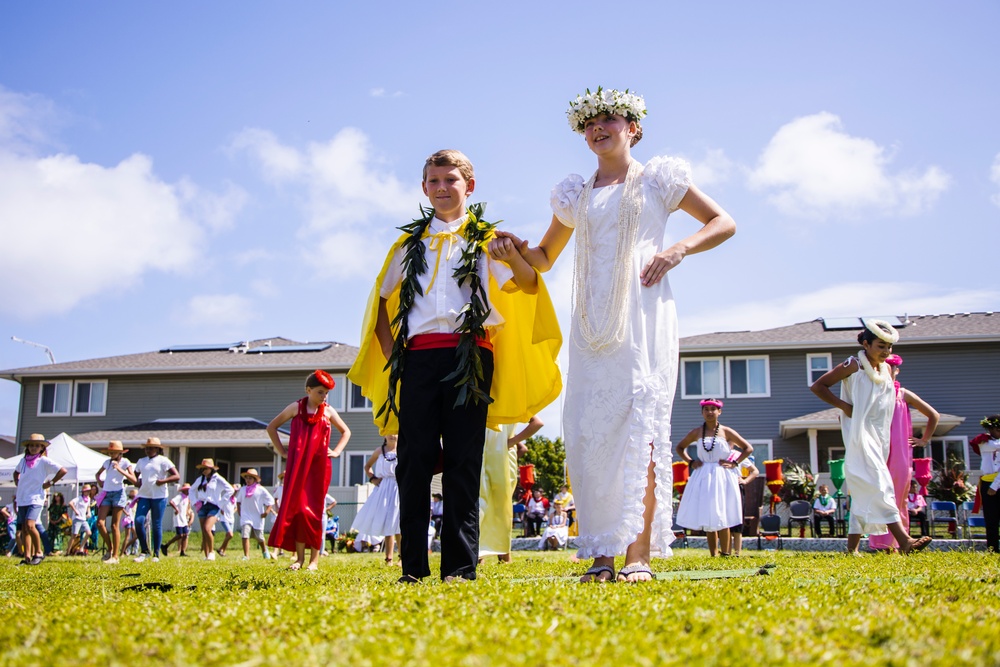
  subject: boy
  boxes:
[237,469,275,560]
[163,483,193,556]
[67,484,93,556]
[349,149,561,583]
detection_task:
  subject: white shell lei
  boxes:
[857,350,891,385]
[572,160,644,353]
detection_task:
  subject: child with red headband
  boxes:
[267,370,351,571]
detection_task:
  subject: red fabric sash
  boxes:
[408,332,492,352]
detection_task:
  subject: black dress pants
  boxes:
[981,480,1000,553]
[397,346,493,580]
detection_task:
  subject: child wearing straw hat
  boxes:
[164,484,194,556]
[238,468,275,560]
[66,484,92,556]
[191,458,235,561]
[13,434,67,565]
[94,441,137,565]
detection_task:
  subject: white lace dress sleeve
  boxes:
[549,174,585,228]
[644,156,692,212]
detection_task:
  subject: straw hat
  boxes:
[278,471,286,480]
[103,440,129,454]
[195,458,219,471]
[241,468,261,482]
[144,437,163,449]
[20,433,50,449]
[179,483,191,492]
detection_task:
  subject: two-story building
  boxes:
[0,338,385,526]
[674,313,1000,482]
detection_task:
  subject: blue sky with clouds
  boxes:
[2,2,998,438]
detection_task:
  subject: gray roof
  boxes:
[1,337,360,379]
[779,407,965,438]
[70,418,289,447]
[680,312,1000,352]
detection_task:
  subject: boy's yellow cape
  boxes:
[348,233,562,436]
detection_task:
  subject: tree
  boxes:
[521,435,566,496]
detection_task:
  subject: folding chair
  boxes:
[787,500,813,537]
[963,500,987,543]
[757,514,782,550]
[928,500,958,538]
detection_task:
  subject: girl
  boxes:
[350,435,400,565]
[674,400,753,557]
[267,370,351,571]
[66,485,92,556]
[238,469,275,560]
[811,320,934,555]
[868,354,939,551]
[132,437,180,563]
[94,441,137,565]
[120,488,139,557]
[975,415,1000,553]
[540,501,569,551]
[12,434,67,565]
[215,483,238,557]
[489,87,736,582]
[44,492,68,555]
[190,459,234,561]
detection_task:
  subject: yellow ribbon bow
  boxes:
[423,220,468,293]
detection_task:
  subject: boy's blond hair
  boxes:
[422,149,475,182]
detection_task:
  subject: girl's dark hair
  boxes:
[857,322,894,346]
[305,372,325,389]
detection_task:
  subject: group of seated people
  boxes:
[810,481,928,537]
[514,484,575,549]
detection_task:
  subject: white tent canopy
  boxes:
[0,432,110,485]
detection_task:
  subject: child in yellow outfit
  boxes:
[349,150,561,583]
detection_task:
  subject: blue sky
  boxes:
[2,2,998,439]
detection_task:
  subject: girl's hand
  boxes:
[689,460,702,470]
[328,448,340,459]
[909,438,929,449]
[988,489,996,496]
[841,404,854,419]
[489,231,527,260]
[640,245,685,287]
[719,460,737,469]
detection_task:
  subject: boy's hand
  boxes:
[489,231,527,260]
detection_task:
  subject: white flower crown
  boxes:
[567,87,647,134]
[862,318,900,344]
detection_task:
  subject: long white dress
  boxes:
[674,436,743,532]
[551,156,691,559]
[841,354,899,536]
[351,445,400,538]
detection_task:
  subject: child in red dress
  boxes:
[266,370,351,571]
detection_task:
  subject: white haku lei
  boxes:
[571,159,643,353]
[567,87,647,134]
[861,318,899,344]
[857,350,891,385]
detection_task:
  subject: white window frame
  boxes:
[681,357,725,399]
[929,436,970,471]
[324,374,347,411]
[37,381,72,416]
[343,452,369,486]
[746,439,773,473]
[347,381,373,412]
[726,355,771,398]
[72,379,108,416]
[807,353,832,386]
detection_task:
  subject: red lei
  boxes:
[267,397,332,551]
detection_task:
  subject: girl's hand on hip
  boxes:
[641,246,684,287]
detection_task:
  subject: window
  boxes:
[681,358,724,399]
[349,382,373,412]
[38,381,72,416]
[928,437,969,470]
[746,440,773,473]
[345,453,368,486]
[238,464,274,487]
[823,447,845,473]
[326,375,346,411]
[807,353,832,385]
[726,357,770,397]
[73,380,107,415]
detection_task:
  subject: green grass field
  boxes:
[1,545,998,666]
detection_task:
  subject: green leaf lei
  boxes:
[376,202,498,426]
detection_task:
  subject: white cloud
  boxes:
[0,88,247,319]
[748,112,950,219]
[177,294,259,332]
[690,148,735,187]
[681,282,1000,337]
[0,85,61,154]
[231,126,424,280]
[991,153,1000,208]
[370,88,403,98]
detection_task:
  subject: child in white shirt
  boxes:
[238,469,275,559]
[163,484,194,556]
[94,441,137,565]
[13,434,67,565]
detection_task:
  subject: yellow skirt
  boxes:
[479,425,517,557]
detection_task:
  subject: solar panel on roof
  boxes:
[246,343,332,354]
[822,316,905,331]
[160,343,239,353]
